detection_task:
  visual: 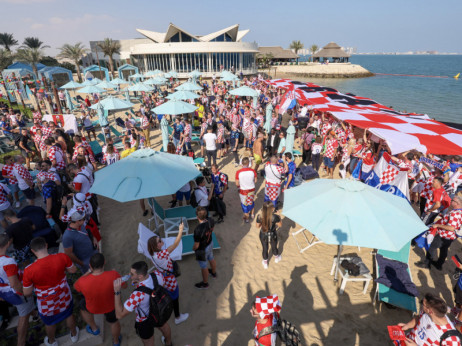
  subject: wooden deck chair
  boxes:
[181,233,221,255]
[147,198,195,236]
[373,242,418,313]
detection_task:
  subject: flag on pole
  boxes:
[278,87,297,114]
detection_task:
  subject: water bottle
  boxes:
[121,274,130,282]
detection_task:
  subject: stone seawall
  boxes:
[261,63,374,78]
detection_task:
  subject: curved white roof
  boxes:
[136,23,250,43]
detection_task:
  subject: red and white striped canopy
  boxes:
[267,79,462,155]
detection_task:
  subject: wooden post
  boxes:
[51,81,62,114]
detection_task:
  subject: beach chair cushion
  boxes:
[375,254,418,297]
[375,242,418,312]
[181,233,220,256]
[89,141,103,155]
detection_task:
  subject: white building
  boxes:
[84,23,259,78]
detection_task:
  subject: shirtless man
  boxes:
[253,132,265,173]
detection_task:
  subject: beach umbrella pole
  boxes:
[334,245,343,282]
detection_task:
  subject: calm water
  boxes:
[289,55,462,124]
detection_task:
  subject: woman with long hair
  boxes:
[255,201,282,269]
[147,224,189,325]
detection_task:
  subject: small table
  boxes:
[330,256,372,295]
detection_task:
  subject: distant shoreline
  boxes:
[260,63,374,79]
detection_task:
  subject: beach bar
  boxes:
[312,42,351,63]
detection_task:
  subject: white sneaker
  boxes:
[44,337,58,346]
[70,326,79,343]
[275,255,282,263]
[15,201,20,208]
[262,260,268,269]
[175,312,189,325]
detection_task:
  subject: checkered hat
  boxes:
[255,295,281,319]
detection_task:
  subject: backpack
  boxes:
[189,188,199,208]
[440,329,462,345]
[135,273,173,327]
[257,313,301,346]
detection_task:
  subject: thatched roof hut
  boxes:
[258,46,299,61]
[313,42,350,62]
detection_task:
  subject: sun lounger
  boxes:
[137,223,182,262]
[147,197,196,236]
[110,125,123,138]
[193,157,204,168]
[373,242,418,313]
[293,149,302,158]
[191,135,200,144]
[181,233,221,255]
[89,140,103,156]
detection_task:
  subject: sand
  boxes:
[265,63,374,79]
[20,86,456,346]
[91,120,462,346]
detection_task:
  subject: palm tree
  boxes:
[0,48,14,71]
[15,48,45,80]
[97,38,121,78]
[289,40,304,64]
[57,42,88,82]
[310,44,319,62]
[21,37,50,49]
[0,33,18,52]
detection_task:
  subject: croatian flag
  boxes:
[278,88,297,114]
[364,152,410,201]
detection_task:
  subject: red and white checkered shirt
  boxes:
[217,126,225,143]
[141,116,149,129]
[321,122,332,137]
[436,209,462,240]
[418,174,435,199]
[41,127,53,138]
[48,146,66,170]
[183,124,192,143]
[200,122,208,136]
[12,163,32,184]
[424,187,447,213]
[2,164,17,185]
[407,311,460,346]
[34,134,47,152]
[29,125,41,136]
[123,273,164,322]
[37,171,59,183]
[33,111,42,123]
[151,250,177,292]
[324,139,338,159]
[0,183,11,206]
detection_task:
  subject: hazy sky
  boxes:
[1,0,461,56]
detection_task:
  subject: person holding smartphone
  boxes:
[147,222,189,325]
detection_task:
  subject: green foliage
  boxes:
[0,33,18,51]
[289,40,304,54]
[21,37,50,50]
[0,48,13,71]
[40,55,59,66]
[59,62,76,73]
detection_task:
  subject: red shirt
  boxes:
[74,270,121,314]
[253,314,278,346]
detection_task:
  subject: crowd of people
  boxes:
[1,73,462,345]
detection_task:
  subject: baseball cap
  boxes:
[69,211,85,222]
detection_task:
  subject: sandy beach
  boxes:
[267,63,374,79]
[91,117,461,346]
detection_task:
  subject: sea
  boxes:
[293,55,462,124]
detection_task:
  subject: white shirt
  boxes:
[179,182,191,193]
[12,164,30,190]
[0,183,11,211]
[83,115,92,127]
[195,186,209,207]
[236,167,256,190]
[203,133,217,151]
[312,119,321,131]
[73,169,92,194]
[300,106,308,117]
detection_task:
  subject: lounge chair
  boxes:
[147,197,196,236]
[373,242,418,313]
[193,157,204,168]
[89,140,103,156]
[110,125,123,138]
[293,149,302,158]
[181,233,221,255]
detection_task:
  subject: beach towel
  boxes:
[375,254,419,297]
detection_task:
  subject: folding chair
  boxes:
[373,242,418,313]
[291,228,323,253]
[147,198,195,236]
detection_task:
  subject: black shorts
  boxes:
[79,297,118,323]
[135,318,155,340]
[22,187,36,200]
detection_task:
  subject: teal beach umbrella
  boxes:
[228,86,258,97]
[128,83,153,92]
[175,81,202,91]
[60,81,82,89]
[152,99,198,115]
[166,90,200,100]
[89,149,201,202]
[77,85,105,94]
[96,81,117,89]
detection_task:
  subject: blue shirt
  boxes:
[287,161,296,188]
[211,172,227,195]
[42,181,56,203]
[62,225,96,271]
[173,123,184,140]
